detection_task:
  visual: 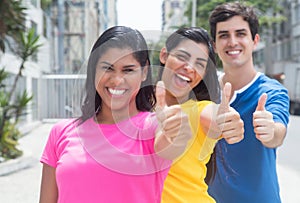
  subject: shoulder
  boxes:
[49,118,78,141]
[181,100,214,114]
[257,74,287,91]
[51,118,77,133]
[256,74,289,101]
[252,74,289,102]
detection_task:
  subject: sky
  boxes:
[117,0,163,32]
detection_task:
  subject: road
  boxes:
[277,115,300,202]
[0,116,299,203]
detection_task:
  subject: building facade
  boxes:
[51,0,117,74]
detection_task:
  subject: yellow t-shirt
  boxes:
[161,100,217,203]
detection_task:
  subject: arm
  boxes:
[39,164,58,203]
[259,122,286,148]
[154,105,192,160]
[153,81,192,160]
[253,93,287,148]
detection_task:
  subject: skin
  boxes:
[160,39,244,144]
[39,164,58,203]
[214,15,286,148]
[39,47,192,203]
[160,40,207,105]
[94,48,148,124]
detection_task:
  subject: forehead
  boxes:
[175,40,208,56]
[216,16,250,33]
[99,47,137,64]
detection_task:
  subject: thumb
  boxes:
[256,93,267,111]
[156,81,167,110]
[218,82,231,114]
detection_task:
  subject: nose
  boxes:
[109,73,124,86]
[228,35,237,47]
[183,61,195,72]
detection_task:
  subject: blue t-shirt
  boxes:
[208,73,290,203]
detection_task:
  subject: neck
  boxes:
[95,105,139,124]
[222,65,257,92]
[165,91,188,106]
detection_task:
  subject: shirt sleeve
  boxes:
[40,123,60,168]
[267,88,290,127]
[192,100,218,161]
[198,136,217,161]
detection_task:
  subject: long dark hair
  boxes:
[78,26,155,124]
[159,27,220,184]
[159,27,220,103]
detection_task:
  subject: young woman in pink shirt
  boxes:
[39,26,191,203]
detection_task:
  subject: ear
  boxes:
[253,34,260,50]
[212,41,217,54]
[159,47,168,64]
[142,64,148,81]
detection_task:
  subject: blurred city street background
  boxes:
[1,0,300,202]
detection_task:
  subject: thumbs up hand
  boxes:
[253,93,275,144]
[155,81,167,111]
[217,82,231,114]
[154,81,192,160]
[216,82,244,144]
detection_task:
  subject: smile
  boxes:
[176,73,191,82]
[227,50,240,55]
[108,88,126,95]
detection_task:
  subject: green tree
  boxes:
[185,0,286,32]
[41,0,53,11]
[0,1,42,161]
[0,29,41,160]
[0,0,26,52]
[183,0,287,70]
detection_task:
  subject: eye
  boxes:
[195,62,206,70]
[237,32,246,37]
[175,53,189,62]
[101,65,113,71]
[219,34,228,39]
[123,68,134,73]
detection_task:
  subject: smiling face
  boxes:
[214,15,259,71]
[95,47,148,120]
[160,39,209,105]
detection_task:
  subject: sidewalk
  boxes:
[278,164,300,202]
[0,121,43,176]
[0,121,300,202]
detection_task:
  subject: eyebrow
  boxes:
[99,61,112,66]
[217,28,247,35]
[175,49,208,62]
[99,61,138,68]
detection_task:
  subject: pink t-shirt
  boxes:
[41,112,171,203]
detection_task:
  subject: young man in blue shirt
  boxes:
[208,2,290,203]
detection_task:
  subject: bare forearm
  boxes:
[261,122,287,148]
[154,131,188,160]
[39,164,58,203]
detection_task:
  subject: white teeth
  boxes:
[228,50,240,55]
[108,88,125,95]
[176,74,190,82]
